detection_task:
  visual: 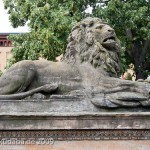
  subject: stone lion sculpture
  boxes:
[0,17,150,108]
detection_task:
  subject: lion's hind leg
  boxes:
[0,60,36,94]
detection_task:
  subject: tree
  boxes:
[3,0,150,79]
[3,0,96,65]
[93,0,150,79]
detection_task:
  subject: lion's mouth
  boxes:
[102,36,116,47]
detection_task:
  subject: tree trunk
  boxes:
[134,40,150,79]
[135,65,146,79]
[125,28,150,80]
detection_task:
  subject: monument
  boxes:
[0,17,150,150]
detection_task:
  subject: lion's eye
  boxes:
[89,21,94,27]
[96,25,104,29]
[82,23,86,28]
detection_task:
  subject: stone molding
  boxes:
[0,100,150,141]
[0,130,150,140]
[0,112,150,130]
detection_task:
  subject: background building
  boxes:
[0,33,15,72]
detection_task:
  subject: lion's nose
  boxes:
[107,27,115,34]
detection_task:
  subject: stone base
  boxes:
[0,99,150,149]
[0,130,150,150]
[1,141,150,150]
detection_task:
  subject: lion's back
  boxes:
[31,60,82,89]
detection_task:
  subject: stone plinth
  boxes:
[0,99,150,150]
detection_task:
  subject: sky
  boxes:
[0,0,29,33]
[0,0,92,33]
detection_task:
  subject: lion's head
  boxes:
[63,17,121,77]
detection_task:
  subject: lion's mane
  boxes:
[63,17,121,77]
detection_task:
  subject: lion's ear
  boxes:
[71,24,80,32]
[86,31,94,45]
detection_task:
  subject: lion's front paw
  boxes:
[91,93,119,108]
[91,97,119,108]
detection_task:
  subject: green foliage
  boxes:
[93,0,150,78]
[3,0,150,79]
[94,0,150,39]
[4,0,95,64]
[120,47,132,73]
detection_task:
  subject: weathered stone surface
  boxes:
[0,17,150,150]
[0,100,150,129]
[0,17,150,108]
